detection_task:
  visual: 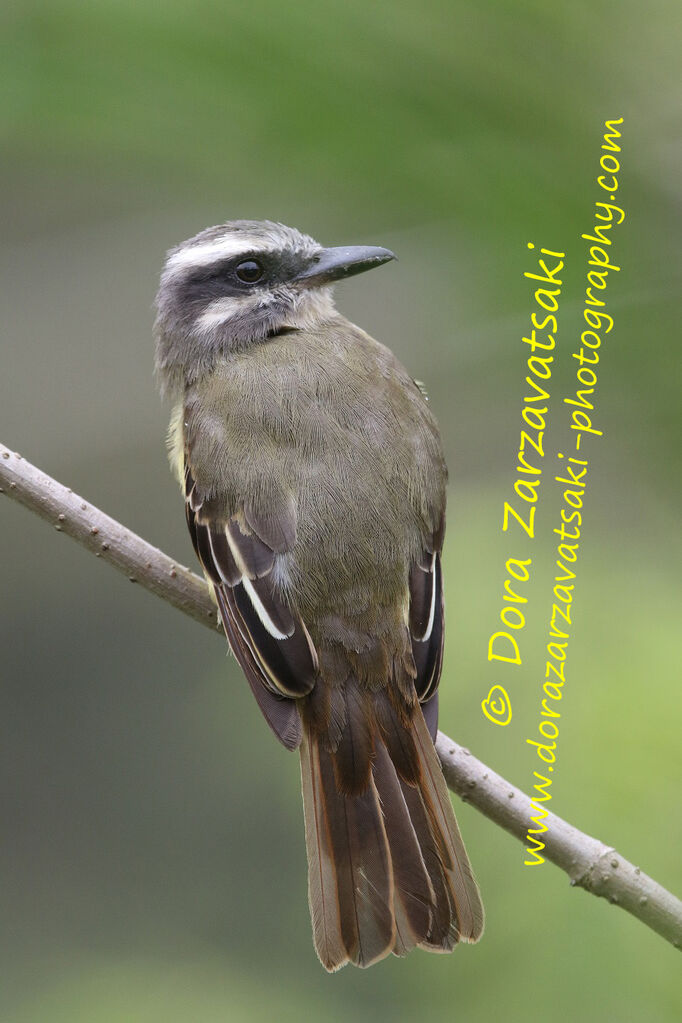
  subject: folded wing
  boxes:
[184,462,317,750]
[408,516,446,740]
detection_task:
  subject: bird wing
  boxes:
[184,459,318,751]
[408,515,445,739]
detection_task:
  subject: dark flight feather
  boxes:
[215,587,302,750]
[420,692,439,742]
[183,452,317,734]
[226,519,275,579]
[408,558,436,640]
[410,551,445,710]
[231,582,316,697]
[207,529,241,585]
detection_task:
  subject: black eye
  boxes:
[235,259,264,283]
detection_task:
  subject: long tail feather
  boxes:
[299,730,347,971]
[299,685,483,971]
[411,708,484,943]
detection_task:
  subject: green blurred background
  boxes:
[2,1,680,1020]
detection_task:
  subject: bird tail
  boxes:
[299,685,484,971]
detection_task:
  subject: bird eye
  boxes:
[235,259,264,283]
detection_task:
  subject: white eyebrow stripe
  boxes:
[166,235,275,272]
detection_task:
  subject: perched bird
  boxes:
[154,220,483,970]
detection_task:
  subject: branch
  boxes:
[437,740,681,949]
[1,441,680,950]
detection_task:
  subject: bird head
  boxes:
[154,219,395,393]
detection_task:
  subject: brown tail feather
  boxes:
[371,741,435,952]
[410,708,484,943]
[299,686,483,971]
[299,730,347,971]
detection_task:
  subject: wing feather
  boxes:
[183,451,317,745]
[409,519,446,739]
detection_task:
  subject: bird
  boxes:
[154,219,484,971]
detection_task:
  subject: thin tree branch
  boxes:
[1,440,680,950]
[0,443,218,629]
[437,739,681,949]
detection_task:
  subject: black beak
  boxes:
[295,245,396,286]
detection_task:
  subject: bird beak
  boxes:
[295,245,396,286]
